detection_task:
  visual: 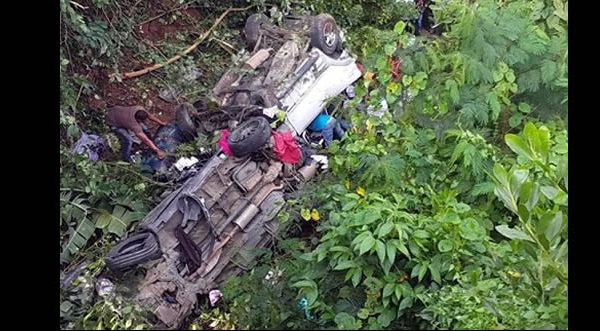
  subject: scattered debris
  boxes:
[208,289,223,307]
[174,156,200,171]
[310,154,329,170]
[297,297,314,319]
[272,131,301,164]
[60,260,90,290]
[218,129,233,155]
[96,278,115,298]
[72,132,108,161]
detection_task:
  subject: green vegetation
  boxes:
[60,0,567,329]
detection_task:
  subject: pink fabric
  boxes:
[272,130,301,164]
[218,129,233,155]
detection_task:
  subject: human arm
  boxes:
[135,131,165,159]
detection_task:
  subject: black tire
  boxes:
[310,14,340,55]
[244,14,268,49]
[175,103,197,140]
[227,117,271,157]
[105,232,162,272]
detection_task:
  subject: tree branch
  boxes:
[110,5,253,80]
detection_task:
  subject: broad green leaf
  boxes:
[352,269,362,287]
[460,218,485,241]
[379,222,394,237]
[429,263,442,284]
[517,204,530,222]
[418,262,428,282]
[510,169,529,196]
[537,126,550,163]
[300,208,311,221]
[352,231,371,246]
[291,280,317,289]
[310,209,320,221]
[398,296,413,312]
[330,246,352,254]
[305,288,318,306]
[394,240,410,258]
[383,283,395,298]
[413,230,430,239]
[394,21,406,34]
[357,309,369,320]
[334,260,356,270]
[541,186,559,200]
[376,240,386,263]
[377,307,396,328]
[492,70,503,82]
[359,210,381,226]
[359,236,376,255]
[438,239,453,252]
[395,285,402,301]
[518,102,532,114]
[495,224,534,242]
[386,242,397,264]
[509,113,523,128]
[520,181,540,211]
[450,141,469,164]
[335,312,356,330]
[61,217,96,263]
[384,44,396,56]
[493,163,510,187]
[505,71,516,83]
[414,72,427,83]
[505,134,533,161]
[446,79,460,103]
[545,211,563,242]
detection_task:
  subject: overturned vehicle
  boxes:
[105,12,361,328]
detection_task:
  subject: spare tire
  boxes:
[310,14,340,55]
[244,14,268,49]
[105,232,162,272]
[227,117,271,157]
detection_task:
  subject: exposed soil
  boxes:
[76,2,206,125]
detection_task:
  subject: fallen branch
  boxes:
[111,5,253,80]
[70,1,88,10]
[213,38,237,55]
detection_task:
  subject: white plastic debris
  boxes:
[209,289,222,307]
[174,157,199,171]
[310,154,329,170]
[366,98,388,118]
[264,268,285,285]
[262,106,278,118]
[96,278,115,298]
[345,86,356,98]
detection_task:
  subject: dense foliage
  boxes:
[60,0,567,329]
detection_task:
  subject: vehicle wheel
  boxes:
[175,103,197,141]
[244,14,268,49]
[105,232,162,272]
[227,117,271,157]
[310,14,340,55]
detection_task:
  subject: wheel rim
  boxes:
[231,120,260,142]
[322,22,336,48]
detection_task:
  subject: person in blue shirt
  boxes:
[308,113,351,146]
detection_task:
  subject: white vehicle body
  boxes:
[275,49,362,135]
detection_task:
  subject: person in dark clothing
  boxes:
[106,105,168,161]
[414,0,438,36]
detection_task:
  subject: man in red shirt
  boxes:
[106,105,167,161]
